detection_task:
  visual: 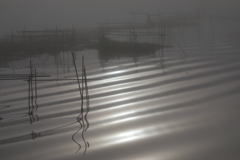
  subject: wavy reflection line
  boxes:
[28,74,36,124]
[82,130,87,155]
[72,52,84,145]
[71,53,90,155]
[27,63,39,124]
[82,56,90,155]
[72,120,82,153]
[79,56,87,155]
[28,114,39,124]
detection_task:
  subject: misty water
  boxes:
[1,17,240,160]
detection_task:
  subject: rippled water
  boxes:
[1,20,240,160]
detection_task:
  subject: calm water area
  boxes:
[0,18,240,160]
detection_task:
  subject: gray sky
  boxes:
[0,0,239,37]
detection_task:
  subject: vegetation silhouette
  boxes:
[98,36,169,68]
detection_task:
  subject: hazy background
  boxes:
[0,0,240,37]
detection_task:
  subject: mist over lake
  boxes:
[0,1,240,160]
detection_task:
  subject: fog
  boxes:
[0,0,239,37]
[1,1,240,160]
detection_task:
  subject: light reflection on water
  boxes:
[1,25,240,160]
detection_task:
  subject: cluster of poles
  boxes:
[0,62,51,124]
[0,53,91,155]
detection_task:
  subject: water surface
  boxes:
[0,19,240,160]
